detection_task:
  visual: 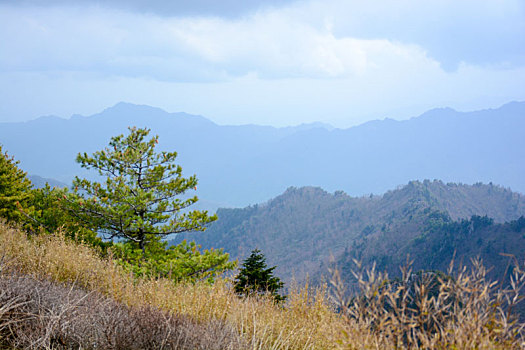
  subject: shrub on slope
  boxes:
[0,272,245,349]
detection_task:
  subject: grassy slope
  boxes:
[0,221,341,349]
[1,221,524,349]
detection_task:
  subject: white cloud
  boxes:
[0,3,443,80]
[0,0,523,126]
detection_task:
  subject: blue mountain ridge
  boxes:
[0,101,523,209]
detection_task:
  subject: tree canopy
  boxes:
[0,146,32,222]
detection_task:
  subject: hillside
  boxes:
[172,181,525,284]
[335,212,525,282]
[0,101,524,208]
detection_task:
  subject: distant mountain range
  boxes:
[0,101,524,208]
[171,181,525,285]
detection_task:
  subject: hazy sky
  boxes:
[1,0,524,127]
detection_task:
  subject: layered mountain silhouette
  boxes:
[0,101,524,208]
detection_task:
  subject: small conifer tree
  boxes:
[234,248,285,302]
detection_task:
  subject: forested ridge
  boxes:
[173,180,525,284]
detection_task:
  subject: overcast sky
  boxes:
[1,0,524,127]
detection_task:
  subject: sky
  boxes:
[0,0,524,128]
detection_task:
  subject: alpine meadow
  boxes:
[1,0,525,348]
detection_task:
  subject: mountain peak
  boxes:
[415,107,457,120]
[32,115,65,123]
[289,122,335,131]
[496,100,525,114]
[87,102,216,128]
[102,102,165,115]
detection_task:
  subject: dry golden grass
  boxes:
[1,220,524,349]
[330,260,525,349]
[0,221,343,349]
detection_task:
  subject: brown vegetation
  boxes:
[0,221,341,349]
[1,220,524,349]
[0,272,245,349]
[331,259,525,349]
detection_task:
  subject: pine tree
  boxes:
[68,127,217,256]
[65,127,234,281]
[234,248,285,302]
